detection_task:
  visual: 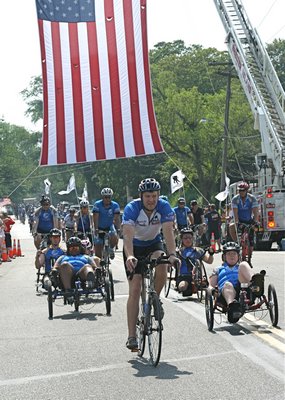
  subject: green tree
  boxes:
[267,39,285,90]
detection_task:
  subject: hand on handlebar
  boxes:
[126,256,138,274]
[168,254,181,268]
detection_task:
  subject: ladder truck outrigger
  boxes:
[214,0,285,250]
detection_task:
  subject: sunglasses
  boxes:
[238,189,246,192]
[182,235,193,239]
[104,196,111,199]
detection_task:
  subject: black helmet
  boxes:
[67,236,82,248]
[138,178,161,192]
[40,195,50,205]
[50,228,61,237]
[222,242,240,253]
[180,227,194,238]
[190,199,197,206]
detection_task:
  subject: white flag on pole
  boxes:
[78,183,88,201]
[58,174,76,195]
[215,173,230,202]
[170,170,185,194]
[44,178,51,195]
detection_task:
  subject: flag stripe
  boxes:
[69,23,86,163]
[37,0,164,166]
[38,19,49,165]
[105,0,125,158]
[123,0,145,155]
[87,22,106,160]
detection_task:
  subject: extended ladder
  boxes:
[213,0,285,186]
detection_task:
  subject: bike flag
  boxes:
[44,178,51,195]
[58,174,76,195]
[170,170,185,194]
[35,0,163,166]
[215,173,230,201]
[78,183,88,201]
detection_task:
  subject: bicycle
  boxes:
[98,230,115,301]
[238,223,256,267]
[135,254,172,366]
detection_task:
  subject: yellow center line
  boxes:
[243,314,285,339]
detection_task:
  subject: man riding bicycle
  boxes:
[33,196,59,249]
[229,182,259,261]
[173,197,193,231]
[122,178,180,350]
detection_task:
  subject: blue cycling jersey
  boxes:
[173,206,190,226]
[77,213,91,232]
[44,247,65,272]
[231,193,258,222]
[37,208,55,233]
[122,198,174,247]
[57,254,92,272]
[213,262,239,291]
[92,200,120,229]
[180,247,205,274]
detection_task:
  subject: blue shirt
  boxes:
[77,213,91,232]
[179,247,205,274]
[57,254,93,272]
[213,262,239,291]
[232,193,258,222]
[123,198,174,247]
[44,247,65,272]
[173,206,191,226]
[37,208,56,233]
[92,200,120,229]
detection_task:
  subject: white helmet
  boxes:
[80,199,89,207]
[101,187,113,197]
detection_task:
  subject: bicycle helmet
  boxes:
[190,199,197,206]
[69,207,76,213]
[178,197,186,204]
[180,227,194,238]
[138,178,161,192]
[81,238,92,250]
[238,181,249,191]
[101,187,113,197]
[40,195,50,205]
[222,242,240,253]
[80,199,89,208]
[67,236,82,248]
[49,228,61,237]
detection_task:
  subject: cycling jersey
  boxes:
[36,207,57,233]
[180,247,205,274]
[123,198,174,247]
[44,247,65,272]
[77,213,91,232]
[231,193,258,222]
[92,200,120,229]
[191,207,204,225]
[56,254,93,272]
[173,206,191,227]
[212,262,239,291]
[64,214,76,229]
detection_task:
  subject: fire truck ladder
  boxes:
[213,0,285,186]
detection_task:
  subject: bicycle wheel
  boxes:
[136,300,146,357]
[47,285,53,320]
[104,278,111,315]
[148,292,162,367]
[268,284,278,327]
[164,265,173,298]
[205,288,214,331]
[108,269,115,301]
[74,289,80,312]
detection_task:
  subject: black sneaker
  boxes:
[228,301,242,323]
[250,273,264,297]
[126,336,138,350]
[86,271,95,289]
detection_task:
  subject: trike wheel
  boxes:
[108,269,115,301]
[148,293,162,367]
[205,288,214,331]
[47,285,53,319]
[268,284,278,327]
[74,290,80,312]
[164,266,173,298]
[104,278,111,315]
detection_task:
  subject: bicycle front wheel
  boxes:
[164,265,173,298]
[136,300,146,357]
[148,292,162,366]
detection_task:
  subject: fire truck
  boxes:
[214,0,285,250]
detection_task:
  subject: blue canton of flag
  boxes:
[36,0,95,22]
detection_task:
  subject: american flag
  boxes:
[36,0,164,166]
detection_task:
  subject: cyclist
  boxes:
[92,188,121,259]
[208,242,265,323]
[205,204,222,251]
[173,197,193,231]
[63,207,77,242]
[35,228,65,288]
[229,182,259,258]
[52,236,98,300]
[33,196,59,249]
[122,178,180,350]
[176,227,214,296]
[190,199,207,246]
[75,200,93,243]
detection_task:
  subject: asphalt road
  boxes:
[0,221,284,400]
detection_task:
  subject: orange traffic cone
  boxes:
[2,241,11,262]
[13,239,17,257]
[8,247,14,259]
[17,239,24,257]
[210,232,216,253]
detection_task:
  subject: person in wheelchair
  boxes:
[208,242,265,323]
[51,237,99,300]
[35,228,65,288]
[177,228,214,296]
